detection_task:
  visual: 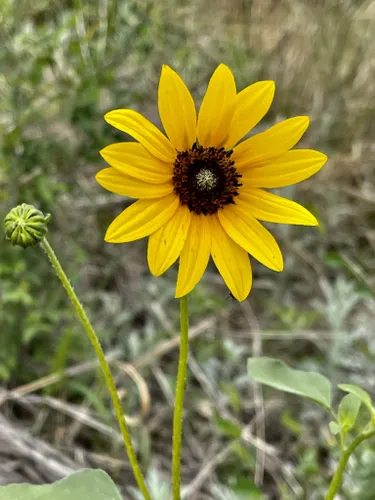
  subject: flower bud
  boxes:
[4,203,51,248]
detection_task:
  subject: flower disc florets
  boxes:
[4,203,51,249]
[172,143,242,215]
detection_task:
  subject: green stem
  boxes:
[172,295,189,500]
[40,238,151,500]
[325,429,375,499]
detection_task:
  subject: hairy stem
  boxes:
[325,429,375,499]
[172,295,189,500]
[40,238,151,500]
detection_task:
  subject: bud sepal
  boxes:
[4,203,51,249]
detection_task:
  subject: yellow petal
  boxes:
[104,109,176,162]
[147,205,191,276]
[158,65,197,151]
[241,149,327,188]
[233,116,310,169]
[197,64,236,148]
[96,168,173,199]
[100,143,173,184]
[176,213,212,298]
[225,81,275,148]
[210,215,252,302]
[238,187,318,226]
[218,204,283,272]
[105,193,179,243]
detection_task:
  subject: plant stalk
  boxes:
[172,294,189,500]
[40,238,151,500]
[325,429,375,499]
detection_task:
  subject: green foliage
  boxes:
[0,247,80,381]
[214,413,242,439]
[329,421,341,436]
[338,393,362,433]
[281,409,303,436]
[210,480,264,500]
[2,0,375,498]
[248,357,375,499]
[0,469,122,500]
[338,384,375,424]
[248,356,332,410]
[0,0,185,382]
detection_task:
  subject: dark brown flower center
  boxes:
[172,143,242,215]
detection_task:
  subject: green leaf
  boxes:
[0,469,122,500]
[329,421,341,435]
[338,384,375,423]
[282,409,302,436]
[231,442,256,467]
[214,414,242,438]
[230,476,265,499]
[338,393,362,431]
[248,357,332,410]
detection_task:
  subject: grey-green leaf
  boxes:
[0,469,122,500]
[338,384,375,423]
[329,421,341,435]
[248,357,332,410]
[338,393,361,431]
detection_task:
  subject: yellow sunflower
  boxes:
[97,64,327,301]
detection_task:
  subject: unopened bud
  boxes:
[4,203,51,249]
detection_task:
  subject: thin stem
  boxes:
[325,429,375,499]
[172,295,189,500]
[40,238,151,500]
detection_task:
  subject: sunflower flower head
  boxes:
[97,64,327,301]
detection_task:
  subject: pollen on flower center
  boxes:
[195,169,218,190]
[172,143,242,215]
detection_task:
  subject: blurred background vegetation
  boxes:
[1,0,375,498]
